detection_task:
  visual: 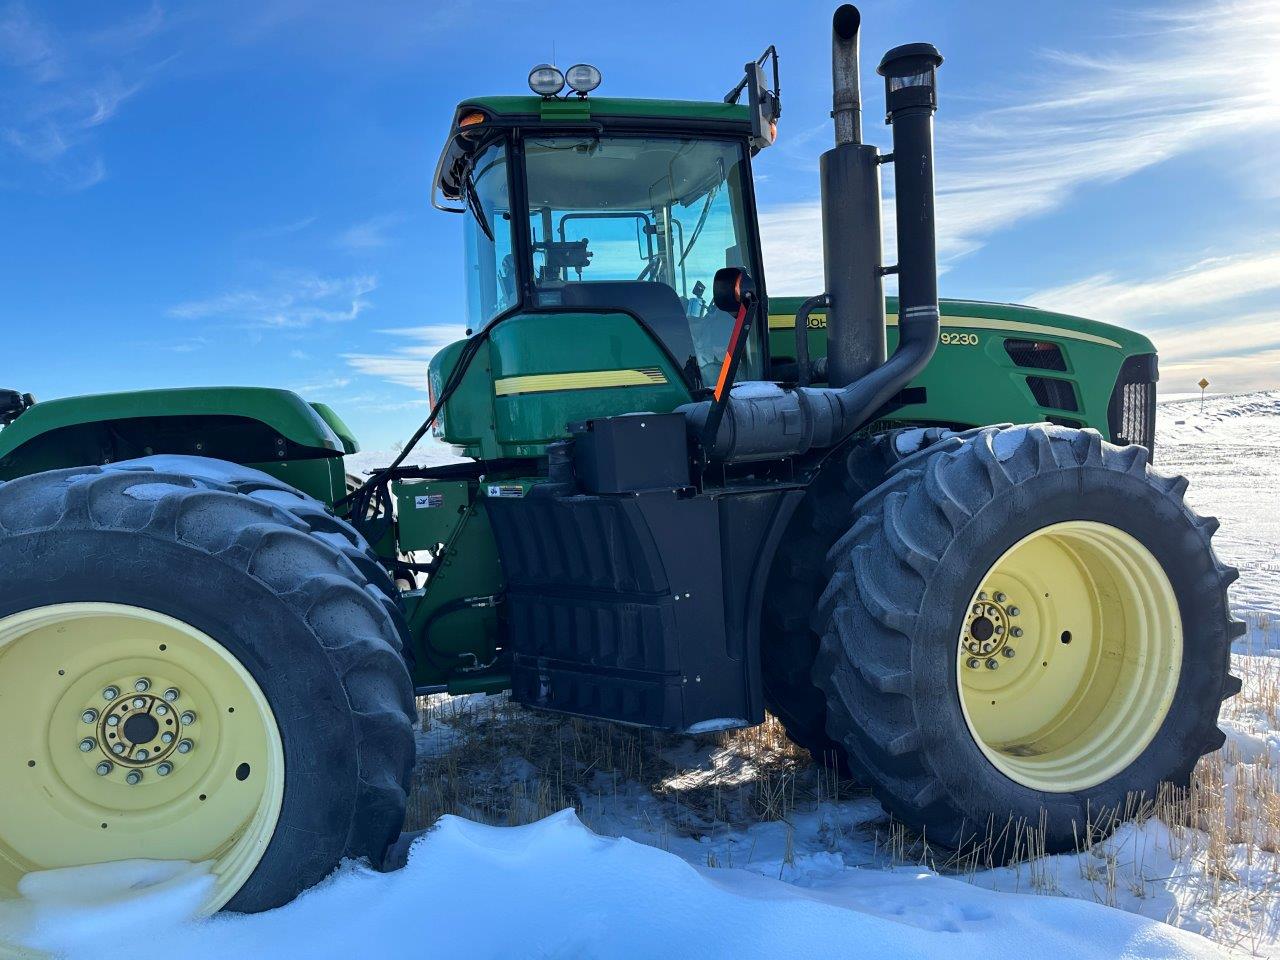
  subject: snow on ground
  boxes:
[1,812,1223,960]
[1157,392,1280,645]
[5,392,1280,960]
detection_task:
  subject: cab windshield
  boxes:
[523,135,761,388]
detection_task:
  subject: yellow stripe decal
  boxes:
[493,367,668,397]
[768,313,1120,349]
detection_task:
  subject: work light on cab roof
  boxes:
[528,62,603,98]
[527,63,565,97]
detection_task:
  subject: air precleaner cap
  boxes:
[877,42,944,117]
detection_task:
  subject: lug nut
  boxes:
[106,715,119,727]
[1008,607,1020,617]
[125,771,142,785]
[163,688,180,702]
[978,592,988,601]
[180,711,196,725]
[96,761,113,776]
[79,738,95,752]
[972,604,983,615]
[966,656,981,669]
[994,592,1006,603]
[136,749,149,761]
[1002,647,1016,658]
[132,698,146,709]
[112,743,125,755]
[81,709,98,724]
[995,625,1004,634]
[161,732,174,744]
[1011,627,1023,638]
[177,739,193,754]
[134,678,151,692]
[155,704,168,716]
[102,686,119,700]
[157,763,173,777]
[985,658,1000,670]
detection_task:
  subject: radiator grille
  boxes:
[1108,354,1158,456]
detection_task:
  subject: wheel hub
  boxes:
[83,681,197,777]
[962,591,1020,667]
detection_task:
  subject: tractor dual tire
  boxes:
[760,435,898,771]
[813,424,1243,853]
[0,457,416,914]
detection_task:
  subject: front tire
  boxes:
[0,458,415,914]
[813,425,1243,852]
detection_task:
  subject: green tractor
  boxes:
[0,4,1240,921]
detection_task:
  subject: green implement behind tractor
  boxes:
[0,4,1239,924]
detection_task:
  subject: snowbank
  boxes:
[2,811,1224,960]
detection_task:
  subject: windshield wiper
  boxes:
[462,171,495,242]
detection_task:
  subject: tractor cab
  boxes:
[432,90,772,396]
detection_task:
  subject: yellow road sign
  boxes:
[1198,378,1210,390]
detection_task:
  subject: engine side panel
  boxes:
[768,296,1159,449]
[0,387,347,502]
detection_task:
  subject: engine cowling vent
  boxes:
[1005,339,1067,371]
[1026,376,1079,412]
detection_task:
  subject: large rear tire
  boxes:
[813,425,1243,852]
[0,457,415,915]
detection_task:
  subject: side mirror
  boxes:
[712,267,757,315]
[746,61,780,150]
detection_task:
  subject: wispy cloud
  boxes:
[760,0,1280,293]
[345,324,459,390]
[1031,248,1280,322]
[170,272,377,329]
[1031,249,1280,393]
[334,213,405,252]
[0,2,165,189]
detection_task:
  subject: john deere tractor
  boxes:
[0,5,1240,921]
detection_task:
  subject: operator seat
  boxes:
[559,281,701,387]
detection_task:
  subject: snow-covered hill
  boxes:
[4,392,1279,960]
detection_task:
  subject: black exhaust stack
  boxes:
[821,4,885,388]
[679,7,943,462]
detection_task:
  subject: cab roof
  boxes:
[433,96,752,206]
[459,95,751,126]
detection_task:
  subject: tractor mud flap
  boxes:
[485,485,802,732]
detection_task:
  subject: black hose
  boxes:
[679,304,938,461]
[418,594,503,671]
[339,324,494,521]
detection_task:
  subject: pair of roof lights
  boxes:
[528,63,602,98]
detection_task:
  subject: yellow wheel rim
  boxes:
[956,521,1182,792]
[0,603,284,916]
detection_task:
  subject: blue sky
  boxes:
[2,0,1277,450]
